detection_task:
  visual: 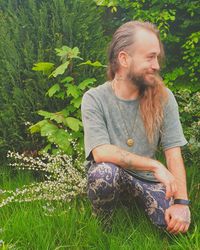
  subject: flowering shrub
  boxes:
[0,147,87,208]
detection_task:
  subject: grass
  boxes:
[0,163,199,250]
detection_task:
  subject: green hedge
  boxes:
[0,0,108,157]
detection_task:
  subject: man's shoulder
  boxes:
[165,87,174,96]
[83,81,111,99]
[162,87,179,115]
[81,81,111,110]
[164,87,178,106]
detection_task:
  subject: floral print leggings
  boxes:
[87,162,173,228]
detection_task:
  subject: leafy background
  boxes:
[0,0,199,159]
[0,0,199,249]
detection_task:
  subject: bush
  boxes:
[175,89,200,165]
[30,45,105,155]
[0,0,108,157]
[0,145,86,208]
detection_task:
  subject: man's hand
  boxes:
[152,160,177,199]
[165,204,191,234]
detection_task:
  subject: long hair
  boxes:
[107,21,168,143]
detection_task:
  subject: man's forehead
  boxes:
[130,29,161,55]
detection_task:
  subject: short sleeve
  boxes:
[160,89,188,151]
[81,90,110,160]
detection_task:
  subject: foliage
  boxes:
[182,31,200,84]
[0,0,199,158]
[0,147,86,208]
[30,45,105,155]
[0,0,108,157]
[175,90,200,165]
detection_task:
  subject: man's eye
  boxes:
[147,55,158,62]
[147,57,153,61]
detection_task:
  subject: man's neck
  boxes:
[112,76,139,100]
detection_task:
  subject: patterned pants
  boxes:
[87,162,173,229]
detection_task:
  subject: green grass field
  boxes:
[0,164,199,250]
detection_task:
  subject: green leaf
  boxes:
[32,62,54,74]
[55,46,70,57]
[193,37,198,43]
[38,110,65,124]
[31,118,71,152]
[29,120,48,134]
[65,117,82,132]
[46,83,60,97]
[66,84,80,98]
[37,111,68,125]
[111,6,117,12]
[54,91,66,100]
[37,110,54,119]
[40,122,58,137]
[52,129,70,151]
[71,97,82,108]
[79,60,107,67]
[55,46,83,61]
[60,109,70,117]
[70,47,83,60]
[49,61,70,77]
[39,144,52,154]
[51,113,66,124]
[61,76,74,83]
[78,78,96,90]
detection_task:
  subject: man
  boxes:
[81,21,191,234]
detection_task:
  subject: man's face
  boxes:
[126,29,161,88]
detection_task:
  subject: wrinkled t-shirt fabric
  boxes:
[81,81,187,182]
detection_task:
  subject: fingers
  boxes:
[168,221,181,234]
[182,223,190,234]
[172,182,177,196]
[165,181,177,200]
[166,219,190,234]
[166,217,177,232]
[165,184,171,200]
[172,224,185,235]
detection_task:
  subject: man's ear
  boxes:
[118,51,130,68]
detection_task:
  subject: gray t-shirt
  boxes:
[81,81,187,182]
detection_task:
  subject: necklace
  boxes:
[111,80,139,147]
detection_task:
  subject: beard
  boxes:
[127,68,159,95]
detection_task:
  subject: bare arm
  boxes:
[164,146,188,199]
[93,144,157,171]
[92,144,177,198]
[164,147,191,234]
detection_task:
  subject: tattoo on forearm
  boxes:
[117,150,134,169]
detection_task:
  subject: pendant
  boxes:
[127,138,134,147]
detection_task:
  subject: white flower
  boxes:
[1,144,86,207]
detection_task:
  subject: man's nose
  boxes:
[151,58,160,71]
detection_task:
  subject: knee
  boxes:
[88,162,120,186]
[144,193,172,228]
[87,162,121,200]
